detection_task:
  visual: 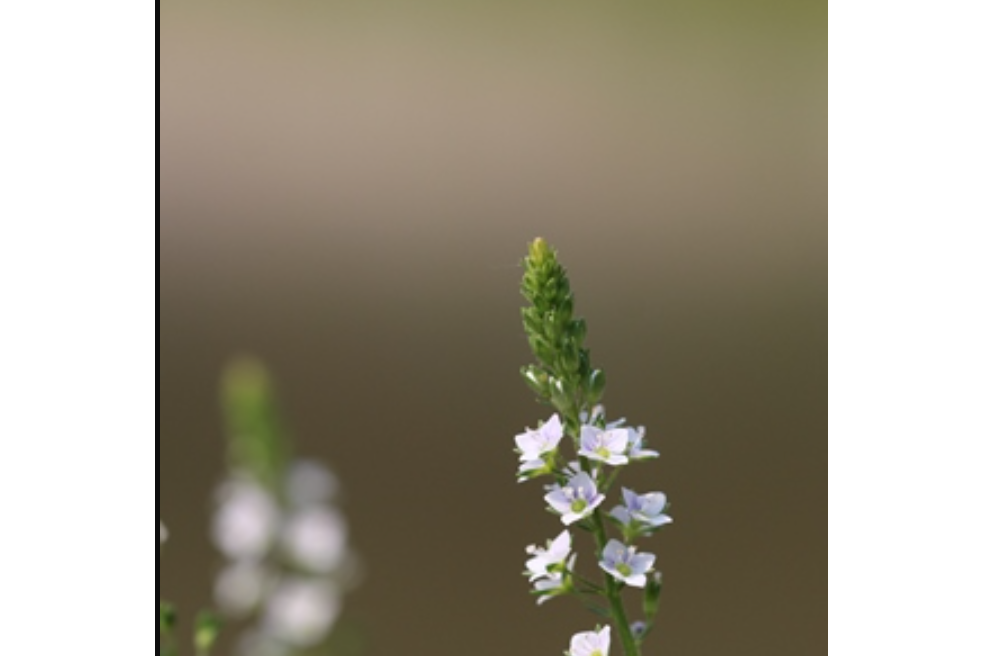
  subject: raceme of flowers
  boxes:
[516,407,672,651]
[211,459,357,656]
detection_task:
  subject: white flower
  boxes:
[214,561,269,617]
[518,458,550,483]
[578,426,630,466]
[545,472,605,525]
[568,626,611,656]
[212,477,280,560]
[281,507,348,573]
[261,578,340,647]
[525,530,572,581]
[626,426,659,460]
[237,631,290,656]
[286,460,338,507]
[515,414,565,462]
[610,489,672,530]
[533,575,565,602]
[599,539,655,588]
[532,554,576,605]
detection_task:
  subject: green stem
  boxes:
[590,515,640,656]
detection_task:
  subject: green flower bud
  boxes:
[520,365,549,398]
[568,318,587,345]
[194,611,222,655]
[644,571,664,621]
[548,377,572,412]
[159,602,176,634]
[528,237,552,266]
[586,369,606,405]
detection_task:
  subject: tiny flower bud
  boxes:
[586,369,606,405]
[194,611,222,654]
[528,237,551,265]
[520,365,549,397]
[644,571,664,620]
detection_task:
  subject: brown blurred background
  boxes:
[159,1,827,654]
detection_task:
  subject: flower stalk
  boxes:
[516,238,672,656]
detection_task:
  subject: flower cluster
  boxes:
[516,412,671,598]
[212,358,358,656]
[516,239,672,656]
[212,460,355,656]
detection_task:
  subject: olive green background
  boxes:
[159,2,827,654]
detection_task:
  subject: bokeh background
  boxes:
[159,1,827,654]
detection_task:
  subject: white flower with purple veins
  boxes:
[567,626,611,656]
[515,414,565,462]
[599,539,656,588]
[578,425,630,466]
[545,472,605,525]
[626,426,659,460]
[610,489,672,530]
[525,529,572,581]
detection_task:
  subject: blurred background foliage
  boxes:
[159,0,826,654]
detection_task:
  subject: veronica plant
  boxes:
[212,358,360,656]
[516,238,672,656]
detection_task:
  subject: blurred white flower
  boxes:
[281,507,348,573]
[236,630,290,656]
[286,460,338,507]
[214,561,270,618]
[160,522,168,544]
[261,578,340,647]
[213,459,356,656]
[212,478,280,560]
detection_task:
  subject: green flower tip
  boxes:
[223,357,272,404]
[529,237,552,264]
[220,356,289,489]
